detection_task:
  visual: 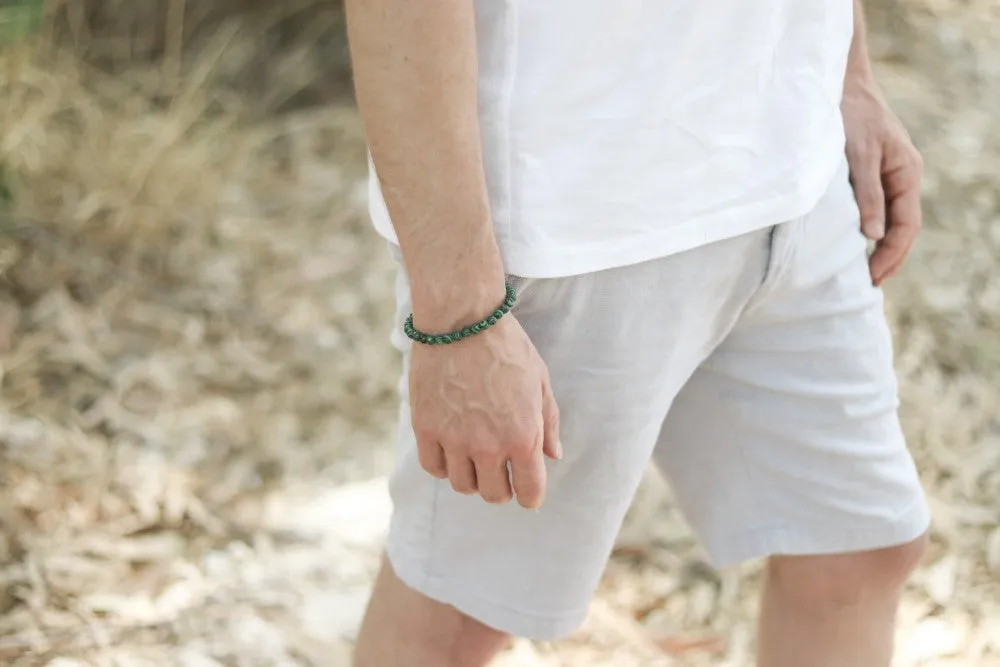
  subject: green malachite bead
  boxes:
[403,281,518,345]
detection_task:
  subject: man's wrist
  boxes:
[410,275,509,333]
[843,66,885,108]
[406,240,508,333]
[844,61,878,92]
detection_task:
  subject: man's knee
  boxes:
[766,532,929,608]
[441,610,513,666]
[354,556,512,667]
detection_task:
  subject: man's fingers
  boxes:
[447,456,478,495]
[540,380,562,460]
[417,440,448,479]
[870,180,922,285]
[475,459,514,504]
[510,445,547,510]
[869,220,916,285]
[870,230,915,285]
[848,151,887,241]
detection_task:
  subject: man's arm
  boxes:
[344,0,561,510]
[847,0,876,84]
[842,0,924,285]
[344,0,505,331]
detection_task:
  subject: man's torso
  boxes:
[369,0,855,278]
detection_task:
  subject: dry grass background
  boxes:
[0,0,997,665]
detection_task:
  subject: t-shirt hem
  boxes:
[502,180,836,279]
[368,141,846,280]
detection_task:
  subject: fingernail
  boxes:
[555,440,563,459]
[868,219,885,240]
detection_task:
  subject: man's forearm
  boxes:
[846,0,877,86]
[345,0,506,331]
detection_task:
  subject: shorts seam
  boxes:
[703,495,931,569]
[385,539,590,641]
[423,479,443,586]
[423,571,590,622]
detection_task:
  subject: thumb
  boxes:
[541,378,562,460]
[849,149,887,241]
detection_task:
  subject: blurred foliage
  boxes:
[41,0,351,114]
[0,0,44,221]
[0,0,43,46]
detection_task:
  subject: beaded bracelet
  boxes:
[404,283,517,345]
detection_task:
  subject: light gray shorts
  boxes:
[382,160,931,641]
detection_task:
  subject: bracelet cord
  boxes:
[403,283,517,345]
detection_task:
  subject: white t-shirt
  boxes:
[367,2,855,278]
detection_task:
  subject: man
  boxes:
[346,0,930,665]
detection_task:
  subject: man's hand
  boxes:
[842,78,924,286]
[345,0,561,508]
[409,315,562,509]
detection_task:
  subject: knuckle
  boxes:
[412,422,438,443]
[548,408,561,432]
[421,462,447,478]
[854,144,875,160]
[853,137,880,159]
[508,437,537,461]
[417,451,444,474]
[852,183,880,204]
[469,442,504,466]
[546,417,561,441]
[856,176,882,193]
[545,387,560,413]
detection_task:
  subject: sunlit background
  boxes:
[0,1,997,665]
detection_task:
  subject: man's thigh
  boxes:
[653,161,930,568]
[383,227,771,640]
